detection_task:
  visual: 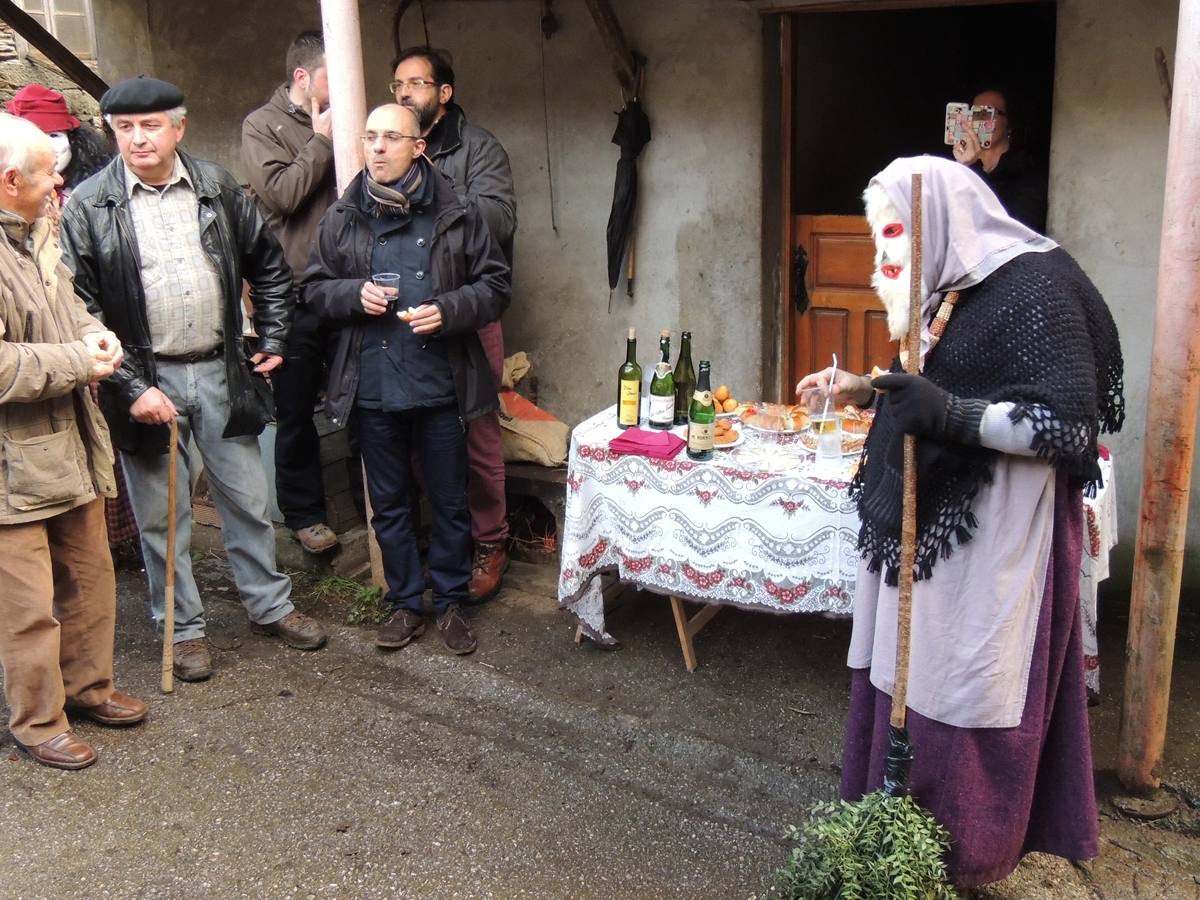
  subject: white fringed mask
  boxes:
[863,181,924,342]
[48,132,72,174]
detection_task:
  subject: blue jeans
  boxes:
[121,357,293,642]
[354,404,470,613]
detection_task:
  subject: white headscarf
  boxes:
[867,155,1058,356]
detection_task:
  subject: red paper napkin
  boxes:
[609,427,685,460]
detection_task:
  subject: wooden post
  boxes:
[1117,0,1200,793]
[320,0,384,588]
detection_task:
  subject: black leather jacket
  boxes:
[60,151,294,455]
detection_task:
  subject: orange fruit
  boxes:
[713,385,730,403]
[722,398,738,413]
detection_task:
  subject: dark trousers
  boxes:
[273,308,328,530]
[355,404,470,613]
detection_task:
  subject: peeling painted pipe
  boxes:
[321,0,367,194]
[1116,0,1200,793]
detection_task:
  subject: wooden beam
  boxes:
[0,0,107,100]
[582,0,638,96]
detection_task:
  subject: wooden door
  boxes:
[788,214,895,391]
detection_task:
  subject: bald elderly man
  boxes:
[301,105,509,655]
[0,113,146,770]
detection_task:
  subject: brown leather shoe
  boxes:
[468,541,510,603]
[66,689,147,727]
[436,603,477,655]
[173,637,213,682]
[295,523,339,553]
[251,611,328,650]
[375,608,425,649]
[19,730,96,770]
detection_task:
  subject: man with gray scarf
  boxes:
[302,104,509,655]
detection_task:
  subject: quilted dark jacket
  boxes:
[300,160,510,427]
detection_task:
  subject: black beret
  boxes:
[99,76,185,116]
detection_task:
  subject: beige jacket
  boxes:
[0,211,115,524]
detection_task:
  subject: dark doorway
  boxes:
[791,2,1057,220]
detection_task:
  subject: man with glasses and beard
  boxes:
[391,47,516,603]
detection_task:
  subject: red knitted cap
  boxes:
[5,84,81,133]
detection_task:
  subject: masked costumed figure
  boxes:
[803,155,1124,888]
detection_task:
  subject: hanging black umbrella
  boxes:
[606,98,651,305]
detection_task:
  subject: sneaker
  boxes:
[375,608,425,649]
[295,523,339,554]
[436,604,477,655]
[467,541,510,603]
[251,611,328,650]
[173,638,213,682]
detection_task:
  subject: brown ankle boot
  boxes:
[468,541,509,602]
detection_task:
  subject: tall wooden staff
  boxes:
[161,418,178,693]
[1117,0,1200,793]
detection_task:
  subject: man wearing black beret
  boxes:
[60,76,328,683]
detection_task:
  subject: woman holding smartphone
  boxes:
[952,87,1048,233]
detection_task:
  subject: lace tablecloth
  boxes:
[1081,452,1117,696]
[557,407,1117,665]
[558,407,861,646]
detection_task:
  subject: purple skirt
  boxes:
[840,472,1099,888]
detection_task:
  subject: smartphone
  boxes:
[944,102,996,149]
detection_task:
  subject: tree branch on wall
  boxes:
[582,0,639,97]
[1156,47,1173,120]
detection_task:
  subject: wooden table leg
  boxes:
[669,596,722,673]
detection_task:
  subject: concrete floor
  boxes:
[1,552,1198,898]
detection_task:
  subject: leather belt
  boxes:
[156,348,222,363]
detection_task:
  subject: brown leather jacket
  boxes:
[241,84,337,275]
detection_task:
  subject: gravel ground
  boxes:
[1,553,1197,899]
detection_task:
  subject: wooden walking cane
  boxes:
[161,418,178,694]
[883,172,924,793]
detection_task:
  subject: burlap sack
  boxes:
[498,389,569,467]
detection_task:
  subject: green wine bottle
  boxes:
[648,330,675,430]
[673,330,696,425]
[617,327,642,429]
[687,360,716,461]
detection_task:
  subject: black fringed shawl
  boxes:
[850,247,1125,587]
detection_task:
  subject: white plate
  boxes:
[797,430,866,456]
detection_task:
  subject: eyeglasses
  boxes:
[360,132,421,145]
[389,78,438,93]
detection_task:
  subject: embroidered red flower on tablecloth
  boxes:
[658,563,673,575]
[1084,655,1100,671]
[567,474,583,492]
[1086,507,1101,558]
[775,498,807,517]
[579,539,609,569]
[621,553,654,574]
[765,578,810,605]
[728,575,751,590]
[683,564,725,590]
[694,488,718,505]
[624,479,643,493]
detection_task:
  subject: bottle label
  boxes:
[649,393,674,425]
[618,381,640,426]
[692,390,714,408]
[654,362,671,378]
[688,420,714,451]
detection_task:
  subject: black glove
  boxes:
[872,373,987,445]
